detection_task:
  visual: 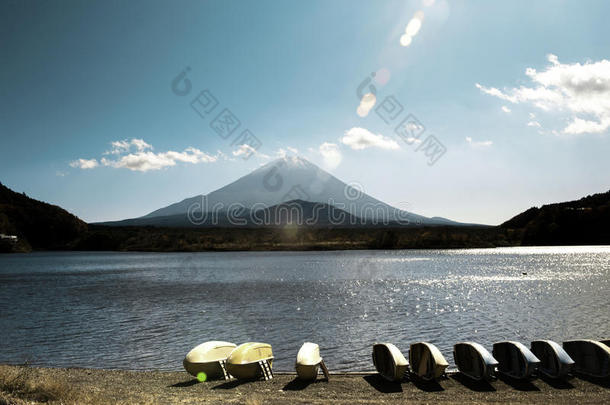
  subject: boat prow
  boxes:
[563,339,610,378]
[492,341,540,379]
[530,340,574,378]
[453,342,498,381]
[226,342,274,380]
[183,341,237,380]
[409,342,449,381]
[372,343,409,382]
[295,342,330,381]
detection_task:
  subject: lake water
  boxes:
[1,247,609,372]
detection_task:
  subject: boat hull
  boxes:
[226,342,274,380]
[563,340,610,378]
[530,340,574,378]
[183,341,236,379]
[492,341,540,379]
[453,342,498,381]
[372,343,409,382]
[409,342,448,381]
[296,342,323,380]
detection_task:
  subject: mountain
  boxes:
[501,190,610,245]
[107,156,461,227]
[0,182,87,252]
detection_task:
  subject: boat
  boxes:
[563,339,610,378]
[492,341,540,379]
[372,343,409,382]
[183,341,237,380]
[530,340,574,378]
[409,342,449,381]
[295,342,330,381]
[225,342,274,380]
[453,342,498,381]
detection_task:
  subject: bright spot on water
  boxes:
[197,372,207,382]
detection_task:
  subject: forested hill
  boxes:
[0,182,87,252]
[501,190,610,245]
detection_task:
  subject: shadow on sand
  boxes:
[497,374,540,392]
[362,374,403,393]
[169,379,199,388]
[410,376,444,392]
[282,377,328,391]
[575,374,610,389]
[212,378,259,390]
[537,374,574,390]
[450,373,496,392]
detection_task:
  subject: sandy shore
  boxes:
[1,365,609,404]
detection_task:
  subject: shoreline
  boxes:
[1,365,608,404]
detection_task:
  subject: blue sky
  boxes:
[1,0,609,225]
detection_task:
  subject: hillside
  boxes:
[0,182,87,252]
[501,190,610,245]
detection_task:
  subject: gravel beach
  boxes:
[1,365,609,404]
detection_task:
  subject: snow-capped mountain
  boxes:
[135,156,457,226]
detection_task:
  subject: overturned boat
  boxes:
[409,342,449,381]
[563,339,610,378]
[183,341,237,380]
[453,342,499,381]
[372,343,409,382]
[226,342,274,380]
[492,341,540,379]
[530,340,574,378]
[295,342,330,381]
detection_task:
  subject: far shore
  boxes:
[1,365,609,404]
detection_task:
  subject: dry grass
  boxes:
[0,364,75,404]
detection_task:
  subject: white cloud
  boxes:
[465,136,493,148]
[501,106,511,113]
[341,127,400,150]
[73,139,218,172]
[357,93,376,117]
[476,54,610,135]
[70,158,99,169]
[527,121,542,128]
[319,142,342,169]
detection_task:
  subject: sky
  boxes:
[1,0,609,225]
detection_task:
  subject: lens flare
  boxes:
[196,372,207,382]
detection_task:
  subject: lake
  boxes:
[0,247,609,372]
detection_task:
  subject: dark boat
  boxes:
[492,341,540,379]
[563,340,610,378]
[409,342,449,381]
[372,343,409,382]
[453,342,499,381]
[530,340,574,378]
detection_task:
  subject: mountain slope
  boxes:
[135,156,459,226]
[501,190,610,245]
[0,182,87,251]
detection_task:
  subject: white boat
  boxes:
[530,340,574,378]
[409,342,448,381]
[183,341,237,380]
[295,342,330,381]
[492,341,540,379]
[563,339,610,378]
[226,342,274,380]
[372,343,409,382]
[453,342,498,381]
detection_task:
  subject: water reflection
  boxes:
[0,247,608,371]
